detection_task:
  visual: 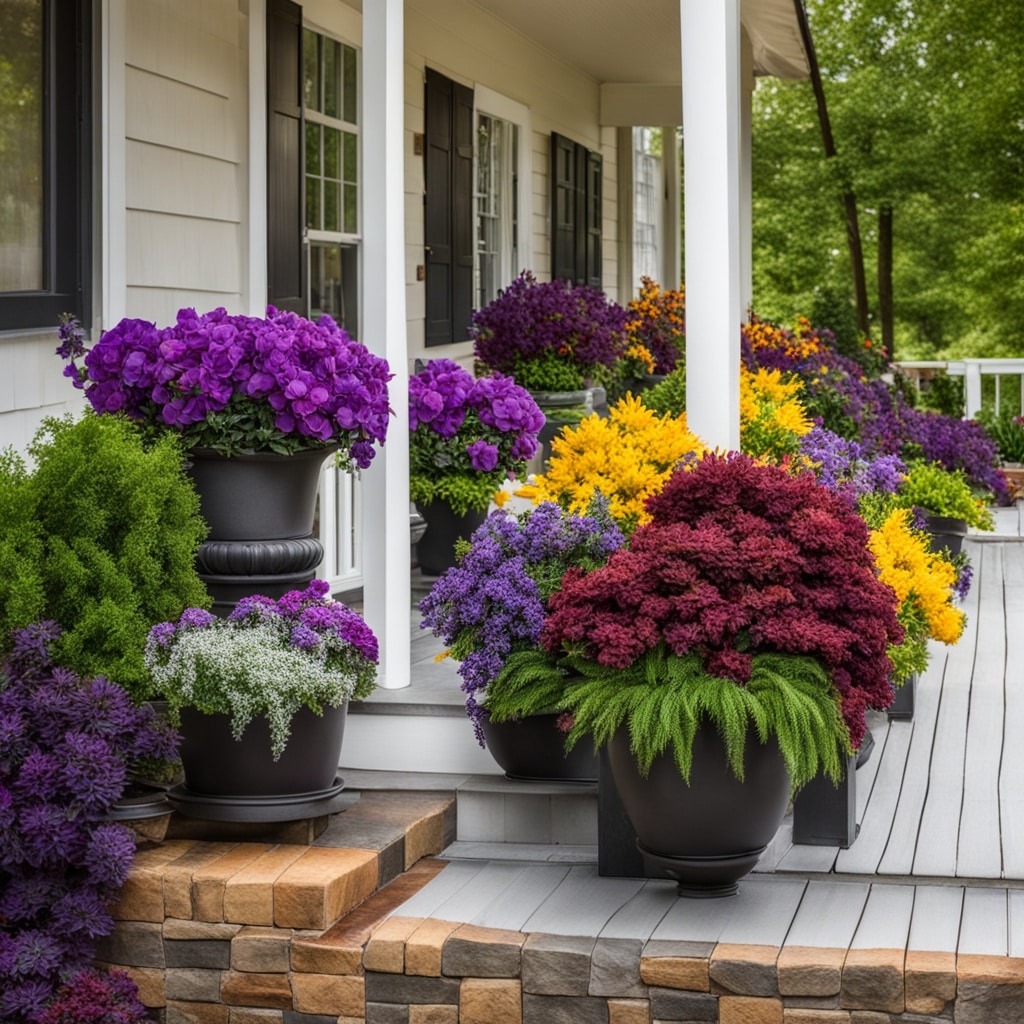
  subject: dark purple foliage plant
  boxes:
[34,967,147,1024]
[0,623,178,1022]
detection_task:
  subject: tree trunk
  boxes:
[793,0,870,338]
[878,205,894,354]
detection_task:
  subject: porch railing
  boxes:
[893,359,1024,419]
[319,463,363,594]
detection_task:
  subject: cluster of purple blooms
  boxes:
[59,306,392,466]
[799,426,906,502]
[0,623,177,1022]
[470,271,629,380]
[34,967,147,1024]
[409,359,544,477]
[419,501,624,744]
[149,579,379,667]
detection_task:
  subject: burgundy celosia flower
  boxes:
[542,452,903,749]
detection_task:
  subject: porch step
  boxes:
[341,767,598,851]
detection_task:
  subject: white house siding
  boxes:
[123,0,249,325]
[403,0,619,367]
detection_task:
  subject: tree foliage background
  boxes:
[752,0,1023,359]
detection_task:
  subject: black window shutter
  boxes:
[424,68,474,347]
[550,133,602,288]
[266,0,305,314]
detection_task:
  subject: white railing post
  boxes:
[964,361,983,419]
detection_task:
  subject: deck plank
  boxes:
[998,576,1024,878]
[876,650,947,875]
[390,859,491,919]
[782,880,870,949]
[957,887,1007,955]
[599,880,680,939]
[906,885,964,953]
[427,861,532,924]
[715,878,807,946]
[849,883,915,950]
[1005,889,1024,956]
[469,863,573,930]
[956,545,1005,879]
[521,865,646,937]
[649,886,745,943]
[854,712,891,823]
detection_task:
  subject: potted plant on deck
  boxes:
[470,271,629,463]
[57,308,392,610]
[144,579,378,821]
[419,500,624,779]
[409,358,544,575]
[540,452,903,896]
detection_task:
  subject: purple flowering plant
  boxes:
[471,271,630,392]
[0,622,177,1023]
[419,500,625,744]
[58,306,392,465]
[34,967,147,1024]
[145,580,377,759]
[410,359,545,515]
[799,426,906,503]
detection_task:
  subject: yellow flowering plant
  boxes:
[868,508,966,683]
[520,395,705,534]
[738,367,814,463]
[625,277,686,375]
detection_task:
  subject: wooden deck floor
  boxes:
[391,513,1024,954]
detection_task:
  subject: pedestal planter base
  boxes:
[166,775,349,823]
[108,788,174,843]
[639,842,766,899]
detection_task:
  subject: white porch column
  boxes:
[680,0,742,452]
[361,0,410,688]
[739,33,754,320]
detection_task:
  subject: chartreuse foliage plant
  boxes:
[0,414,210,701]
[896,461,994,529]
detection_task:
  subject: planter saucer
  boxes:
[637,840,766,899]
[166,775,350,823]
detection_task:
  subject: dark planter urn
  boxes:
[187,447,334,614]
[888,672,917,721]
[167,703,349,822]
[415,501,488,577]
[606,722,791,897]
[530,387,609,469]
[481,714,598,782]
[922,513,968,558]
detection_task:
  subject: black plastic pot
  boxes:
[415,501,487,577]
[481,714,598,782]
[606,722,791,897]
[922,513,968,558]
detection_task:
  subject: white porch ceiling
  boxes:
[468,0,809,85]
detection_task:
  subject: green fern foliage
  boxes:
[483,647,575,722]
[562,646,847,790]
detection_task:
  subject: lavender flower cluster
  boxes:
[799,426,906,502]
[470,271,629,382]
[0,623,178,1022]
[146,580,378,759]
[410,359,544,474]
[419,501,624,743]
[59,307,392,465]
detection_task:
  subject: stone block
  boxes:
[95,920,165,968]
[840,948,904,1013]
[521,993,609,1024]
[222,845,309,925]
[166,1002,230,1024]
[640,955,710,992]
[719,995,783,1024]
[228,1011,283,1024]
[711,944,780,997]
[460,979,522,1024]
[590,938,645,998]
[100,964,165,1008]
[777,946,846,997]
[165,920,245,941]
[113,841,198,922]
[165,939,232,970]
[408,1006,458,1024]
[903,949,956,1014]
[847,1014,892,1024]
[365,1004,410,1024]
[522,933,596,996]
[955,953,1024,1024]
[442,923,527,978]
[607,998,650,1024]
[649,986,718,1021]
[403,810,447,870]
[273,847,378,930]
[364,972,462,1005]
[232,926,292,973]
[193,845,274,923]
[163,843,239,920]
[782,1011,850,1022]
[220,970,294,1010]
[363,915,420,973]
[405,918,462,977]
[165,968,223,1003]
[290,934,363,976]
[290,972,365,1016]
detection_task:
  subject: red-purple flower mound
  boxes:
[34,967,147,1024]
[542,452,903,749]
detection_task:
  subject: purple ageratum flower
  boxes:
[799,426,906,502]
[419,500,624,744]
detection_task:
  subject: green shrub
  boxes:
[640,364,687,417]
[0,414,210,700]
[978,411,1024,464]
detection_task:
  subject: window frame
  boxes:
[0,0,92,333]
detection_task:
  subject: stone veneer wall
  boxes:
[96,844,1024,1024]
